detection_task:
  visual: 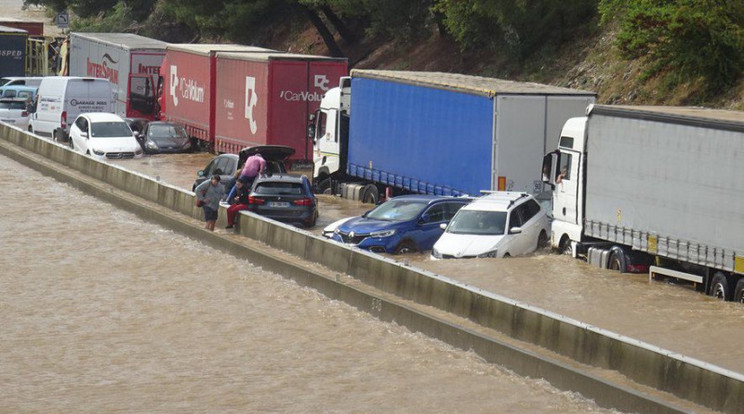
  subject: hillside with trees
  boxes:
[25,0,744,109]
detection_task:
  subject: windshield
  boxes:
[148,124,187,139]
[366,199,428,221]
[447,210,507,235]
[91,121,133,138]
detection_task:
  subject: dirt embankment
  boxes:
[266,22,744,110]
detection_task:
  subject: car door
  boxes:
[416,201,468,250]
[71,116,89,154]
[504,205,527,256]
[515,200,541,254]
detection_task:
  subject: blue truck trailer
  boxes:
[312,70,596,203]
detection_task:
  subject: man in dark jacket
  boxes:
[225,177,251,229]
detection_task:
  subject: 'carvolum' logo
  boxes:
[169,65,205,107]
[279,90,324,102]
[314,74,330,91]
[245,76,258,135]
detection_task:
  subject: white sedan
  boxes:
[432,192,551,259]
[69,112,143,160]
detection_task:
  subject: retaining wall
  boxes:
[2,123,742,414]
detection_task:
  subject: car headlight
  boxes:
[92,149,105,156]
[370,229,396,238]
[145,140,158,150]
[431,247,442,259]
[477,249,498,258]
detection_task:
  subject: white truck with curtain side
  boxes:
[542,104,744,302]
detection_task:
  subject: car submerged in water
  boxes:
[431,192,550,259]
[327,195,471,254]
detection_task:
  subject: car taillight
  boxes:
[248,196,265,205]
[21,111,28,117]
[61,111,67,129]
[293,198,314,206]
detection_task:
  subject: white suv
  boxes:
[431,192,550,259]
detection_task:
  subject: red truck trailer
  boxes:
[214,52,347,164]
[0,19,44,36]
[160,44,276,149]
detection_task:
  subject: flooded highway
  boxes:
[1,153,619,412]
[111,152,744,376]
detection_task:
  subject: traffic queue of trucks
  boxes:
[20,32,744,303]
[542,105,744,302]
[66,34,348,167]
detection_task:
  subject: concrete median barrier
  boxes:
[2,123,742,414]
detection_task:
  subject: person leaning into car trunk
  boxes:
[226,152,266,201]
[225,177,251,229]
[195,175,225,231]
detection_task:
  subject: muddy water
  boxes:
[1,154,618,413]
[111,152,744,375]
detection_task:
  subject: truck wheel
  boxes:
[734,279,744,303]
[361,184,379,204]
[559,237,572,256]
[317,178,332,195]
[709,272,732,300]
[608,247,627,273]
[394,240,417,254]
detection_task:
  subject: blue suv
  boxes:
[330,195,471,254]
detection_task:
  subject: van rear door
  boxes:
[64,79,114,126]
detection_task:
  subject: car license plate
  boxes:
[268,201,290,208]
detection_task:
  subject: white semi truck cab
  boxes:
[542,104,744,302]
[311,76,350,193]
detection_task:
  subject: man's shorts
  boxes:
[203,206,218,221]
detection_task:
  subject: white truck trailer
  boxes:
[542,104,744,301]
[69,33,168,120]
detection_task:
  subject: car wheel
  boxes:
[537,230,549,250]
[361,184,379,204]
[709,272,732,300]
[394,240,417,255]
[734,279,744,303]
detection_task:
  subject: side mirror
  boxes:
[439,223,447,230]
[307,124,315,140]
[542,151,559,189]
[419,213,431,224]
[197,170,206,177]
[509,226,523,235]
[80,131,88,139]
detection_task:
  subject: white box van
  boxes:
[28,76,114,141]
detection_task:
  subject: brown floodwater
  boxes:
[110,151,744,376]
[1,152,621,413]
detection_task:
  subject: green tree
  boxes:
[600,0,744,92]
[433,0,596,60]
